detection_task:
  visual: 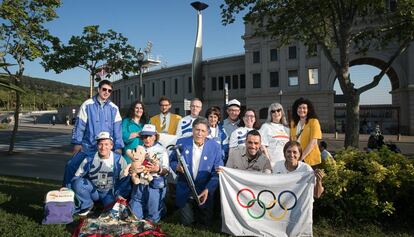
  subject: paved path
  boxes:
[0,134,70,152]
[0,123,72,181]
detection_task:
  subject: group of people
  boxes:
[63,79,325,227]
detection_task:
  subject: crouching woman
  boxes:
[128,124,169,223]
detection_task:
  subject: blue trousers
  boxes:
[72,178,115,212]
[129,184,165,223]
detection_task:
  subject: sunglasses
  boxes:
[101,87,112,93]
[271,109,282,113]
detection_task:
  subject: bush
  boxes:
[315,147,414,224]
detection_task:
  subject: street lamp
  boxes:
[278,89,283,105]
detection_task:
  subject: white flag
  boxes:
[219,167,315,237]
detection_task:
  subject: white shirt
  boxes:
[273,160,313,174]
[192,141,204,179]
[229,127,253,148]
[75,152,128,190]
[259,123,290,168]
[159,112,171,133]
[176,115,197,138]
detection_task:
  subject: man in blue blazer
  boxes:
[170,117,223,225]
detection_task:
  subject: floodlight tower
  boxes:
[191,1,208,100]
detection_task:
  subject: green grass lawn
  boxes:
[0,175,412,237]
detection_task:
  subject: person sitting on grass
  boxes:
[68,132,130,216]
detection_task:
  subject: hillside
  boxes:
[0,76,89,111]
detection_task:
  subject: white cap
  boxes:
[227,99,241,108]
[96,131,113,141]
[140,124,157,136]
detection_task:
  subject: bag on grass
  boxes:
[42,188,75,224]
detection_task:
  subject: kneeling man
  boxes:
[170,117,223,225]
[70,132,130,216]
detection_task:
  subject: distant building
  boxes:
[112,20,414,135]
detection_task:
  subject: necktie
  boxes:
[161,115,166,132]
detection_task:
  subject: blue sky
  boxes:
[20,0,391,104]
[24,0,245,85]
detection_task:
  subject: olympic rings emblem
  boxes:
[236,188,297,220]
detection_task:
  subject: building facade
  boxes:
[113,25,414,135]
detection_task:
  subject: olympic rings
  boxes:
[246,199,266,219]
[236,188,297,221]
[268,199,288,221]
[257,190,276,209]
[278,190,297,210]
[237,188,256,208]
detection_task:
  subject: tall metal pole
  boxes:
[191,1,208,100]
[139,68,143,102]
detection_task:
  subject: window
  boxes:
[270,71,279,87]
[162,81,166,95]
[152,82,155,96]
[307,44,317,57]
[308,68,319,84]
[253,51,260,63]
[270,48,278,61]
[240,74,246,89]
[252,73,261,88]
[212,77,217,91]
[188,77,192,93]
[134,85,137,99]
[175,108,180,115]
[174,78,178,94]
[288,70,298,86]
[143,84,146,98]
[288,46,297,59]
[127,87,130,99]
[225,75,231,89]
[259,108,268,120]
[232,75,238,89]
[219,76,224,90]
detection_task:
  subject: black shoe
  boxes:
[78,206,93,217]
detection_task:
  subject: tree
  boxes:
[221,0,414,147]
[0,0,61,154]
[42,25,137,98]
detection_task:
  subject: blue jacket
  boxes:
[72,95,124,154]
[169,136,223,208]
[63,151,130,197]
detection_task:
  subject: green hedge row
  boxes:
[315,147,414,224]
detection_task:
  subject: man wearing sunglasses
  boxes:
[72,80,124,156]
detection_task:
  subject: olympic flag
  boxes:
[219,167,315,237]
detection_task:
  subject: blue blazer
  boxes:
[170,136,223,208]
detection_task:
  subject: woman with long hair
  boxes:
[259,103,290,170]
[290,97,322,166]
[122,100,148,163]
[229,108,260,152]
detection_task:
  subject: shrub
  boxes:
[315,147,414,224]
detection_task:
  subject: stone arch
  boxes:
[327,56,403,92]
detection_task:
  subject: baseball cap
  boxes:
[227,99,241,108]
[140,124,157,136]
[96,131,113,141]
